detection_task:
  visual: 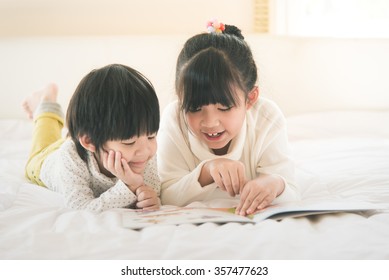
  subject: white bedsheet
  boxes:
[1,111,389,259]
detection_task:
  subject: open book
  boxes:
[121,198,383,229]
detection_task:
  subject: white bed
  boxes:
[0,35,389,260]
[0,110,388,259]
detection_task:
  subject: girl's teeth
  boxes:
[208,133,219,137]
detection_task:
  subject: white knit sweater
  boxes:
[157,98,299,206]
[41,139,160,212]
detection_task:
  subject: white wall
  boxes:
[1,1,388,121]
[0,0,254,36]
[1,35,389,120]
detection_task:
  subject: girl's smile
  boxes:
[186,101,246,153]
[204,130,224,138]
[203,130,226,142]
[185,87,258,155]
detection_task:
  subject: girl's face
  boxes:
[99,134,157,175]
[185,87,257,155]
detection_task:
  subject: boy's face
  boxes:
[184,89,248,155]
[99,134,157,175]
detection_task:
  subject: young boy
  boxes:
[23,64,160,212]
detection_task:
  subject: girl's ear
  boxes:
[246,86,259,109]
[79,135,96,153]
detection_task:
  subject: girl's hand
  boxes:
[103,150,144,192]
[235,174,285,216]
[136,185,160,210]
[203,158,246,197]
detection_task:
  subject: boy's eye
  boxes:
[122,141,136,146]
[188,107,201,113]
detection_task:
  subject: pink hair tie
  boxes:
[206,19,225,34]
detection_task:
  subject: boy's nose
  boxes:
[134,138,152,155]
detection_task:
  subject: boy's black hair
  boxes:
[66,64,159,161]
[176,25,257,113]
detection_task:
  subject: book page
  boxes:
[252,198,381,222]
[122,199,383,229]
[122,206,254,229]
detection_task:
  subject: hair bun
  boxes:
[223,24,244,40]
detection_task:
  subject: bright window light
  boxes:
[270,0,389,38]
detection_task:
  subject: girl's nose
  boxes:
[201,110,220,127]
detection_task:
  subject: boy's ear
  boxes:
[246,86,259,109]
[78,135,96,153]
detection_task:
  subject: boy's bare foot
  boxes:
[22,83,58,120]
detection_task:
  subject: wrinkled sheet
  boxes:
[1,111,389,259]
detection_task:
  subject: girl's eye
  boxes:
[219,106,233,112]
[148,134,157,140]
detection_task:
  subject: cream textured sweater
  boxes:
[157,98,299,206]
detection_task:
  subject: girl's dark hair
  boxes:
[176,24,257,112]
[66,64,159,161]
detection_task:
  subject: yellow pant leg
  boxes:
[25,112,65,186]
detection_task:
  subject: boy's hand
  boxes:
[204,158,246,197]
[102,150,144,192]
[235,174,285,216]
[136,185,160,210]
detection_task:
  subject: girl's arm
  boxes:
[157,137,216,206]
[199,158,245,196]
[239,99,300,214]
[157,102,218,206]
[254,121,299,204]
[234,101,300,215]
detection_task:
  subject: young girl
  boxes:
[23,64,161,212]
[157,21,299,216]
